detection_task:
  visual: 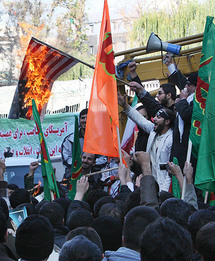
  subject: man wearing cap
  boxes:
[15,214,54,261]
[61,108,88,180]
[118,93,175,192]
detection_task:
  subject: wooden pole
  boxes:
[116,126,123,166]
[86,167,118,177]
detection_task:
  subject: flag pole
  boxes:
[32,37,132,87]
[116,126,123,166]
[181,139,192,200]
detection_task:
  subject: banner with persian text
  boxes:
[0,113,77,159]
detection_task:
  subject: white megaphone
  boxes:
[146,32,181,55]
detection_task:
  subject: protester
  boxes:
[15,214,54,261]
[61,108,88,179]
[59,235,102,261]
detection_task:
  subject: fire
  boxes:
[17,22,44,69]
[32,180,42,197]
[23,46,59,118]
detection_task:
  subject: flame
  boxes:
[17,22,44,69]
[23,45,59,118]
[32,180,42,196]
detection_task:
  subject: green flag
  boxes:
[32,99,60,200]
[68,116,83,200]
[191,16,215,192]
[190,16,215,157]
[171,157,181,199]
[195,56,215,192]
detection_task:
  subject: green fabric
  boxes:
[190,16,215,158]
[32,99,60,200]
[68,116,83,200]
[171,157,181,198]
[194,17,215,192]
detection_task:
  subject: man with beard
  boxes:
[118,93,175,192]
[61,108,88,180]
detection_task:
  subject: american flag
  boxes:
[9,37,79,119]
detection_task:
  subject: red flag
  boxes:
[9,37,78,119]
[83,0,119,157]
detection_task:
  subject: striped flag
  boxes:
[9,37,78,119]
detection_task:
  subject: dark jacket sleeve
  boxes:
[175,99,193,123]
[0,181,8,197]
[131,75,162,118]
[168,70,187,91]
[115,185,132,202]
[140,175,159,211]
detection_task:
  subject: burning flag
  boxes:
[9,37,79,119]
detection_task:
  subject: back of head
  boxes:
[16,203,36,216]
[0,197,9,221]
[196,221,215,261]
[86,189,109,211]
[99,203,124,225]
[124,188,140,214]
[66,227,103,253]
[140,217,193,261]
[39,201,64,227]
[35,200,49,213]
[59,235,102,261]
[124,206,160,251]
[91,216,122,251]
[188,209,215,245]
[160,83,176,100]
[160,198,192,229]
[67,208,94,231]
[93,196,116,217]
[53,198,72,220]
[0,210,7,243]
[15,214,54,261]
[9,188,30,209]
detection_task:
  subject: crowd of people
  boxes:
[0,55,215,261]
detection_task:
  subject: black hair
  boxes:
[67,208,94,231]
[124,188,141,214]
[163,108,175,128]
[160,198,192,229]
[86,189,109,211]
[124,206,160,251]
[35,200,49,214]
[17,203,36,216]
[0,210,7,243]
[80,108,88,117]
[53,198,72,220]
[93,196,116,217]
[160,83,176,100]
[188,209,215,245]
[140,217,193,261]
[99,203,124,226]
[59,235,102,261]
[91,216,122,251]
[0,197,9,221]
[196,221,215,261]
[7,184,19,190]
[39,202,64,227]
[9,188,30,209]
[66,227,103,253]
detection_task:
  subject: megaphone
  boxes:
[146,32,181,55]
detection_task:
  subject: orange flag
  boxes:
[83,0,119,157]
